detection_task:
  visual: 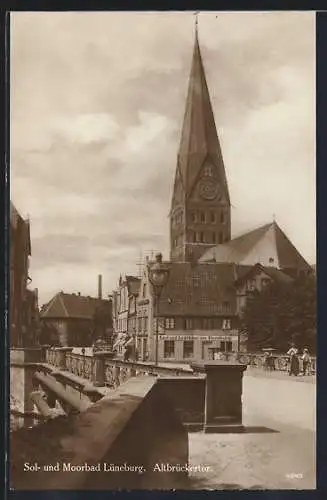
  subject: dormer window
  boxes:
[246,279,256,291]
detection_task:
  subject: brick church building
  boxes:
[118,25,312,363]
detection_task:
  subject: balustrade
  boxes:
[44,348,316,392]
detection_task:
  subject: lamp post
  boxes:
[148,253,170,366]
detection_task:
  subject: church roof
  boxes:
[176,28,230,203]
[40,292,110,320]
[199,221,311,271]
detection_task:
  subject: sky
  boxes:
[10,11,316,306]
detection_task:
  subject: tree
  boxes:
[240,273,316,353]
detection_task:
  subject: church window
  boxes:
[204,165,213,177]
[210,211,216,223]
[219,232,223,244]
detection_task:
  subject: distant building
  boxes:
[39,276,112,346]
[10,202,39,347]
[112,275,141,355]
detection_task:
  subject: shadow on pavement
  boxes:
[242,425,279,434]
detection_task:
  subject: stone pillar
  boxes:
[93,352,106,387]
[55,347,73,370]
[191,361,247,433]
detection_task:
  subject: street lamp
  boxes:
[148,253,170,366]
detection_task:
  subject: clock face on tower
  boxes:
[199,180,220,200]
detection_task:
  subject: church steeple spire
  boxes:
[170,21,231,262]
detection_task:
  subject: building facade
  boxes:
[112,275,141,355]
[40,279,112,347]
[10,202,39,347]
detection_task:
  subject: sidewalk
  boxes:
[188,371,316,490]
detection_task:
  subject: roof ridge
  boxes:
[58,292,69,318]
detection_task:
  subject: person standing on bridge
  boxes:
[287,343,299,376]
[302,348,311,376]
[123,333,135,362]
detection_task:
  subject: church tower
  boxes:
[170,23,231,262]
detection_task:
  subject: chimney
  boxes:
[98,274,103,300]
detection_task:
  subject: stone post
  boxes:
[93,352,107,387]
[55,347,73,370]
[191,360,247,433]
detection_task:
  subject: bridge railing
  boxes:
[45,347,194,388]
[44,347,316,382]
[225,352,316,375]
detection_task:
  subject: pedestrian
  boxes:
[123,334,135,362]
[302,348,311,376]
[287,343,299,376]
[214,348,225,361]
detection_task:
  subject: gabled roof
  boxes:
[125,276,141,296]
[175,29,230,203]
[155,262,237,317]
[234,263,293,286]
[40,292,110,320]
[199,221,311,271]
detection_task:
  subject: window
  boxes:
[200,212,206,223]
[204,165,213,177]
[164,340,175,358]
[210,211,216,223]
[165,317,175,329]
[192,231,197,243]
[219,232,223,244]
[222,318,231,330]
[221,341,232,352]
[222,301,230,311]
[200,232,204,243]
[191,212,197,223]
[183,341,194,358]
[202,318,213,329]
[184,318,194,330]
[220,211,225,223]
[142,283,147,298]
[261,278,270,289]
[212,232,216,244]
[193,276,200,287]
[144,316,148,331]
[246,279,256,291]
